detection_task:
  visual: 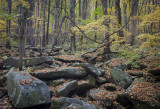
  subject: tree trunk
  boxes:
[6,0,12,49]
[54,0,60,46]
[101,0,111,54]
[82,0,87,20]
[79,0,81,18]
[122,0,127,30]
[84,0,88,19]
[94,1,98,41]
[42,0,46,47]
[115,0,124,43]
[36,0,40,46]
[70,0,76,53]
[101,0,108,15]
[130,0,139,46]
[46,0,51,45]
[64,0,67,31]
[40,0,44,55]
[19,5,28,71]
[26,0,35,47]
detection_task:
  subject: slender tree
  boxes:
[115,0,124,43]
[6,0,12,49]
[94,1,98,41]
[26,0,35,47]
[79,0,81,18]
[122,0,127,30]
[54,0,60,46]
[46,0,51,45]
[101,0,111,54]
[36,0,40,46]
[19,5,28,71]
[130,0,139,45]
[70,0,76,53]
[42,0,46,47]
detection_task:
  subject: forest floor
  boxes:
[0,46,160,109]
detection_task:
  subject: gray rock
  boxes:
[53,55,83,63]
[57,80,78,97]
[53,97,97,109]
[3,57,19,68]
[33,67,87,80]
[48,79,65,87]
[96,77,108,84]
[52,46,62,52]
[6,68,51,108]
[73,63,104,77]
[89,89,105,101]
[110,67,133,89]
[76,75,97,95]
[49,52,59,56]
[126,81,160,109]
[3,57,52,68]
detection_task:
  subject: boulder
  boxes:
[110,67,133,89]
[52,46,62,52]
[73,63,104,77]
[33,67,87,80]
[116,94,133,109]
[48,79,65,87]
[127,82,160,109]
[76,75,97,95]
[56,80,78,97]
[6,68,51,108]
[53,55,84,63]
[96,76,108,85]
[49,52,59,56]
[89,89,105,101]
[53,97,97,109]
[3,57,52,68]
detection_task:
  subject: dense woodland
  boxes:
[0,0,160,109]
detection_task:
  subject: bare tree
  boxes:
[70,0,76,53]
[101,0,111,54]
[46,0,51,45]
[26,0,35,47]
[6,0,12,49]
[130,0,139,45]
[19,5,28,71]
[115,0,124,43]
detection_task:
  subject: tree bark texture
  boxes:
[6,0,12,49]
[70,0,76,53]
[115,0,124,41]
[19,5,28,71]
[130,0,139,46]
[26,0,35,47]
[101,0,111,54]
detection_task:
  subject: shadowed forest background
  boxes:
[0,0,160,109]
